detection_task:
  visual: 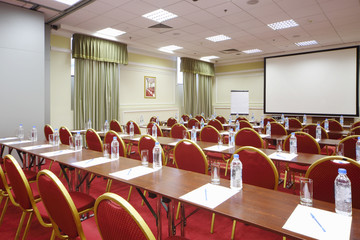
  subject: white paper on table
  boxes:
[253,125,261,128]
[41,149,75,157]
[0,137,18,141]
[71,157,117,168]
[259,134,270,138]
[283,204,352,240]
[4,140,32,145]
[179,183,238,209]
[168,142,179,146]
[21,144,53,151]
[316,139,320,142]
[110,166,156,180]
[204,145,234,151]
[220,131,229,135]
[119,133,129,137]
[268,152,297,161]
[131,137,141,141]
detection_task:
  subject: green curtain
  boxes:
[198,75,213,117]
[180,57,215,77]
[183,72,197,116]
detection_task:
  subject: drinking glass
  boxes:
[103,143,110,158]
[337,143,344,156]
[300,178,313,206]
[141,149,149,166]
[69,136,75,149]
[211,161,220,185]
[276,139,282,152]
[49,134,54,145]
[183,130,188,139]
[218,135,223,145]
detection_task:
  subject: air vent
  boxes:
[148,23,172,29]
[219,49,240,54]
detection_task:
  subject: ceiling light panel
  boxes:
[200,56,219,61]
[242,49,263,54]
[55,0,81,5]
[142,9,178,23]
[96,28,126,37]
[206,34,231,42]
[158,45,183,53]
[295,40,318,46]
[267,19,299,30]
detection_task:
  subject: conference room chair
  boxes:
[234,127,264,149]
[149,116,157,123]
[187,118,200,129]
[338,135,360,160]
[301,124,335,155]
[195,115,205,123]
[288,117,302,128]
[125,120,142,157]
[349,126,360,135]
[208,119,224,131]
[110,119,123,132]
[170,123,189,139]
[283,132,321,188]
[44,124,54,142]
[126,120,142,135]
[270,122,287,135]
[263,117,276,126]
[321,119,344,139]
[180,114,190,122]
[146,122,163,137]
[0,164,16,227]
[235,116,248,122]
[104,131,127,192]
[59,126,72,145]
[85,129,104,152]
[215,115,226,124]
[37,169,98,240]
[351,120,360,129]
[166,117,177,127]
[199,125,228,163]
[238,120,253,129]
[305,156,360,209]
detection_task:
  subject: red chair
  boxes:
[110,119,123,132]
[235,116,248,122]
[349,126,360,135]
[351,121,360,129]
[0,164,15,227]
[44,124,54,141]
[288,118,302,128]
[270,122,287,135]
[215,115,226,124]
[126,120,141,135]
[187,118,200,129]
[305,156,360,209]
[208,119,224,131]
[302,124,335,155]
[85,129,103,152]
[170,123,189,139]
[199,126,227,163]
[149,116,157,123]
[195,115,205,123]
[235,128,263,148]
[263,117,276,126]
[167,117,177,127]
[283,132,321,188]
[125,121,141,157]
[181,114,190,122]
[146,122,163,137]
[321,119,344,139]
[238,120,252,129]
[339,135,360,160]
[37,169,98,240]
[59,126,72,145]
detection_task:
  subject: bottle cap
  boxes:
[155,142,160,146]
[113,136,116,140]
[338,168,346,174]
[291,132,295,136]
[234,154,239,159]
[192,126,195,129]
[20,124,23,126]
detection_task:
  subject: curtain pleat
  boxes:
[180,57,215,76]
[183,72,197,116]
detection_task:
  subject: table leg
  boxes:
[168,200,175,236]
[156,196,162,240]
[180,202,185,237]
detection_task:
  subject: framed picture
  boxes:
[144,76,156,98]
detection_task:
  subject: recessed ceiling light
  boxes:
[267,19,299,30]
[200,56,219,61]
[242,49,262,54]
[142,9,178,23]
[206,35,231,42]
[158,45,183,54]
[54,0,81,5]
[295,40,318,46]
[96,28,126,37]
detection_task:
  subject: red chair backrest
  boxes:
[215,116,226,124]
[339,135,359,160]
[352,121,360,129]
[110,120,123,132]
[235,147,278,190]
[44,124,54,141]
[302,124,328,139]
[306,156,360,209]
[59,126,72,145]
[208,119,224,131]
[321,119,343,139]
[288,118,302,128]
[187,118,200,129]
[263,117,275,126]
[235,128,263,148]
[199,125,219,143]
[104,131,126,157]
[126,121,141,134]
[170,123,188,139]
[138,136,164,163]
[239,120,252,129]
[166,117,177,127]
[284,132,320,154]
[270,122,287,135]
[235,117,248,122]
[146,122,163,137]
[181,114,190,122]
[195,115,205,122]
[174,140,208,174]
[149,116,157,123]
[86,129,103,152]
[349,126,360,136]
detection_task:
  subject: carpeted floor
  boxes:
[0,158,299,239]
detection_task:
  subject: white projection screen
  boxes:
[264,46,359,116]
[231,90,249,115]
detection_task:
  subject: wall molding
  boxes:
[215,68,263,76]
[50,46,71,53]
[126,61,176,72]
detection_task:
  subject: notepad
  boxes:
[4,140,32,145]
[110,166,156,180]
[0,137,18,141]
[41,149,74,157]
[179,183,238,209]
[268,152,297,161]
[283,204,352,240]
[168,142,179,146]
[71,157,117,168]
[204,145,234,151]
[259,134,270,138]
[21,144,53,151]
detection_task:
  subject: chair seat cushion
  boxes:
[24,170,37,181]
[69,191,96,213]
[320,146,336,156]
[288,163,309,172]
[36,201,51,223]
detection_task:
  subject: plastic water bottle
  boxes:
[31,126,37,142]
[235,120,240,132]
[18,124,24,140]
[230,154,242,191]
[75,131,82,151]
[303,114,307,125]
[191,126,197,142]
[201,112,204,117]
[228,115,232,125]
[266,122,271,135]
[129,122,134,137]
[289,132,297,154]
[324,118,329,131]
[87,119,92,129]
[152,123,157,138]
[281,114,285,123]
[251,113,255,122]
[189,114,193,119]
[156,116,160,125]
[175,113,178,121]
[260,116,264,128]
[335,168,352,216]
[104,120,109,132]
[152,142,162,170]
[340,115,344,126]
[356,137,360,162]
[316,123,322,140]
[214,112,217,117]
[111,136,119,160]
[180,118,184,124]
[228,128,235,147]
[285,117,289,130]
[53,128,60,146]
[200,118,205,129]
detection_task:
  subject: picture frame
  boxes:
[144,76,156,98]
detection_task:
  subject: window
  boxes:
[177,57,183,84]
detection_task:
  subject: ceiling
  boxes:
[2,0,360,65]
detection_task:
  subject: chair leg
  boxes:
[106,179,112,192]
[48,161,53,170]
[210,213,215,233]
[22,212,34,240]
[283,170,288,189]
[15,211,27,240]
[141,190,147,206]
[231,220,237,240]
[50,230,56,240]
[127,186,133,202]
[0,197,9,226]
[175,202,181,220]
